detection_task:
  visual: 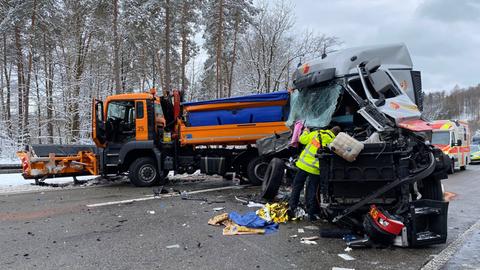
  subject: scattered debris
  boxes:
[213,207,225,212]
[180,191,207,202]
[247,202,265,208]
[300,239,317,245]
[332,267,355,270]
[166,244,180,249]
[208,211,278,235]
[344,247,353,252]
[300,236,319,241]
[338,253,355,261]
[256,202,289,223]
[304,225,319,230]
[297,228,305,233]
[235,196,248,204]
[289,235,298,238]
[148,210,155,215]
[208,213,229,226]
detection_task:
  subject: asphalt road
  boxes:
[1,166,479,270]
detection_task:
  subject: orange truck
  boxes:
[17,89,289,186]
[429,120,471,173]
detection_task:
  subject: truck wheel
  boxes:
[419,176,444,201]
[247,156,269,186]
[448,159,455,174]
[261,158,285,201]
[128,157,164,187]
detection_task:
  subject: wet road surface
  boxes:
[0,166,479,270]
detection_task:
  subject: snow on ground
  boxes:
[0,173,99,195]
[0,158,19,164]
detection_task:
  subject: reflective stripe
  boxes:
[298,157,318,169]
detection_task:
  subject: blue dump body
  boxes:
[182,91,289,106]
[183,91,289,127]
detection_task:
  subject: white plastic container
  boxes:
[329,132,364,162]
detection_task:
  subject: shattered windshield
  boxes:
[286,82,343,128]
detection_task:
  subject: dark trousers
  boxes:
[288,169,321,216]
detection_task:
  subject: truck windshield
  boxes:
[431,131,450,145]
[286,82,343,127]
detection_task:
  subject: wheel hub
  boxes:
[139,165,156,182]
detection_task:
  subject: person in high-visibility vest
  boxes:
[288,126,341,221]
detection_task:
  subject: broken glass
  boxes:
[286,82,343,128]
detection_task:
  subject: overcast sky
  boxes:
[290,0,480,92]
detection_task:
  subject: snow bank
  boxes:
[0,173,99,195]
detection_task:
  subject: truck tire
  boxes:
[420,176,444,201]
[448,159,455,174]
[128,157,164,187]
[247,156,269,186]
[260,158,285,201]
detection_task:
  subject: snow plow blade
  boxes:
[16,144,99,180]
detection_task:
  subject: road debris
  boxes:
[289,235,298,238]
[208,211,279,235]
[180,191,207,202]
[304,225,319,230]
[247,202,265,208]
[300,236,319,241]
[148,210,155,215]
[300,239,317,245]
[208,213,229,226]
[332,267,355,270]
[297,228,305,233]
[256,202,289,223]
[338,253,355,261]
[166,244,180,249]
[344,247,353,252]
[213,207,225,212]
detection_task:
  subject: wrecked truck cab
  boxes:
[267,44,450,247]
[290,43,423,132]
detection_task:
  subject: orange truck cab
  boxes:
[430,120,470,173]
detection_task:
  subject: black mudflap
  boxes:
[408,199,449,247]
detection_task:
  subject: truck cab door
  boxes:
[92,99,106,147]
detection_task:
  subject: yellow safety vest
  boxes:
[295,129,336,175]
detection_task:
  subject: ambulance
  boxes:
[430,120,471,173]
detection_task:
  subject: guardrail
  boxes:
[0,164,22,174]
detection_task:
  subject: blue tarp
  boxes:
[228,211,279,234]
[182,91,289,106]
[187,106,286,126]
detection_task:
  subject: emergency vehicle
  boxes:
[430,120,470,172]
